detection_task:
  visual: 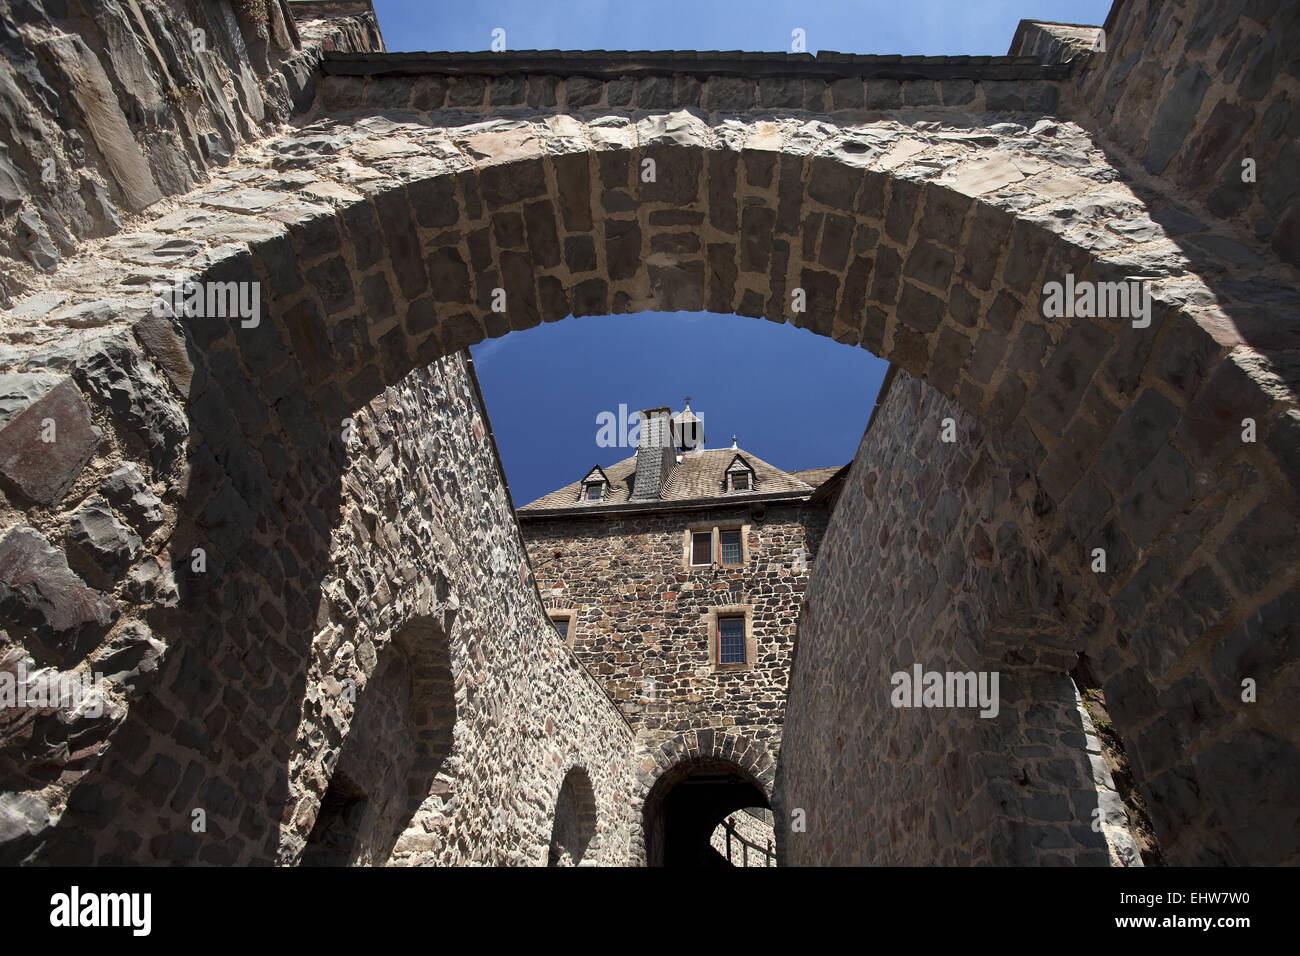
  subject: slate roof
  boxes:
[791,466,844,488]
[519,447,830,513]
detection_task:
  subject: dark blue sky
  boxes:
[371,0,1112,57]
[472,314,891,506]
[369,0,1114,507]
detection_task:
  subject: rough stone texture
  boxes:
[1074,0,1300,270]
[0,0,384,308]
[0,1,1296,866]
[521,496,828,862]
[0,525,118,655]
[0,377,102,505]
[2,351,633,866]
[779,367,1296,865]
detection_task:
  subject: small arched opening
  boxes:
[548,766,597,866]
[301,616,455,865]
[643,756,771,867]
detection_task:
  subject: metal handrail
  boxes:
[721,815,775,866]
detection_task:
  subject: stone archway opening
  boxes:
[2,29,1296,866]
[300,767,367,866]
[643,757,771,867]
[548,766,597,866]
[300,616,455,866]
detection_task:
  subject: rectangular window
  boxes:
[691,531,712,566]
[718,616,745,665]
[731,472,750,491]
[553,616,570,641]
[584,483,603,501]
[719,530,742,566]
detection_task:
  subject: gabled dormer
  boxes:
[578,465,610,503]
[724,453,755,493]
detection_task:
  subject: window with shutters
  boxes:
[691,531,712,566]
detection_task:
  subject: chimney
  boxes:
[672,401,705,452]
[631,406,674,500]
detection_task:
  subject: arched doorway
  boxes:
[643,757,771,867]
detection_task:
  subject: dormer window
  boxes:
[724,454,755,493]
[577,465,610,503]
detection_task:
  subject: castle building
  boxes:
[517,404,845,864]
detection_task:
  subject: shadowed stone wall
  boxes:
[1,345,635,865]
[778,370,1144,866]
[1072,0,1300,269]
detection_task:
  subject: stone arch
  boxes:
[641,752,773,868]
[635,731,777,867]
[3,100,1296,865]
[548,765,597,866]
[299,614,455,866]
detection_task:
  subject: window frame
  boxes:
[728,471,751,492]
[690,530,713,566]
[582,481,605,501]
[718,529,743,568]
[546,608,578,648]
[717,615,746,665]
[704,604,755,672]
[682,523,751,570]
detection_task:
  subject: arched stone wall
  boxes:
[633,731,777,866]
[548,765,597,866]
[2,346,635,865]
[776,370,1152,865]
[298,614,454,866]
[1,58,1296,865]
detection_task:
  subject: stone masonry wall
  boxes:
[522,502,826,748]
[522,499,827,862]
[1,341,635,865]
[2,1,1297,865]
[1072,0,1300,269]
[0,0,383,307]
[517,504,821,743]
[777,370,1143,866]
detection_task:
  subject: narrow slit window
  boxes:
[719,530,742,566]
[691,531,712,566]
[718,616,745,665]
[553,616,570,641]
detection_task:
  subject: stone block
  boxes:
[1097,389,1181,492]
[68,495,142,581]
[0,377,100,505]
[1027,319,1113,434]
[0,525,118,650]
